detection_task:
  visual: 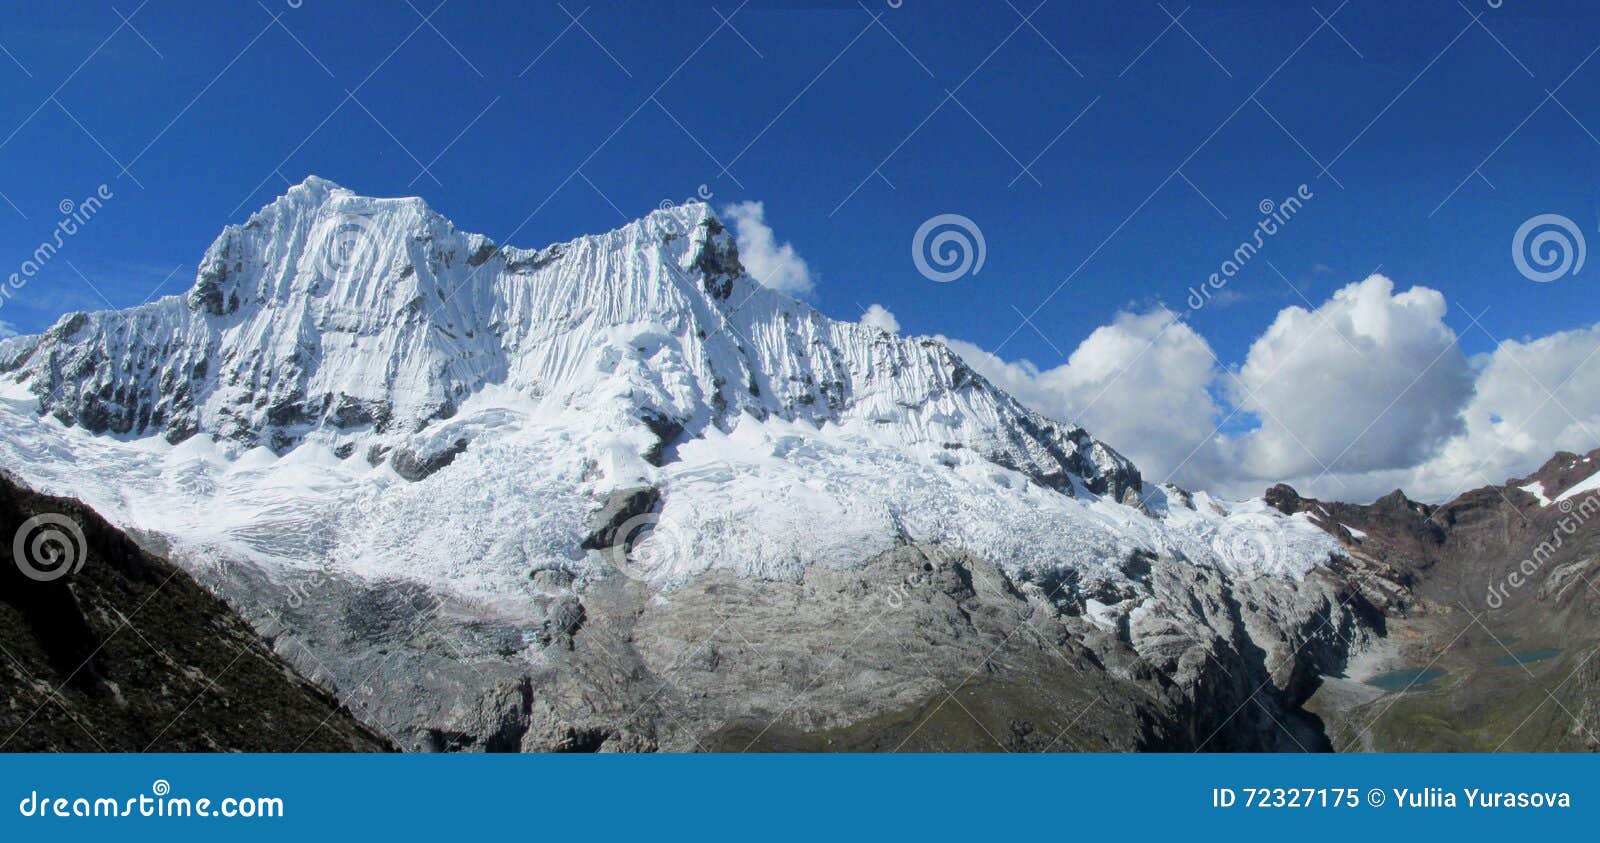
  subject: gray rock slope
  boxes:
[210,536,1391,752]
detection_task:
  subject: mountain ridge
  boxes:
[0,176,1142,502]
[0,178,1402,751]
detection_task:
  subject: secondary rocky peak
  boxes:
[1264,483,1303,514]
[1513,447,1600,501]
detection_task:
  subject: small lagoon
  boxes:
[1367,668,1444,692]
[1493,648,1562,667]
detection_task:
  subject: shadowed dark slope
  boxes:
[0,472,393,752]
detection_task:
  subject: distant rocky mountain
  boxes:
[0,472,391,751]
[0,178,1592,752]
[1269,448,1600,751]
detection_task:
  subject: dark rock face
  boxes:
[693,218,741,300]
[581,487,660,552]
[0,473,392,752]
[637,410,684,466]
[329,393,392,430]
[190,255,237,316]
[390,438,469,482]
[1266,483,1443,592]
[466,241,499,267]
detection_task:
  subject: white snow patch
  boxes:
[1555,471,1600,505]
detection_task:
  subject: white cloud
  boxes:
[945,275,1597,504]
[0,320,16,340]
[1229,274,1474,481]
[1404,323,1600,500]
[860,304,900,334]
[721,201,813,297]
[945,309,1224,490]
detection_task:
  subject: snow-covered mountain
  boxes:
[0,177,1338,587]
[0,178,1371,750]
[6,176,1140,489]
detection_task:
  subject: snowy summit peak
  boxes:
[291,173,346,193]
[1,180,1141,505]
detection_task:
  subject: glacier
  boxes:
[0,176,1338,600]
[0,177,1370,750]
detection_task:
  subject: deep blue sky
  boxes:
[1,0,1597,373]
